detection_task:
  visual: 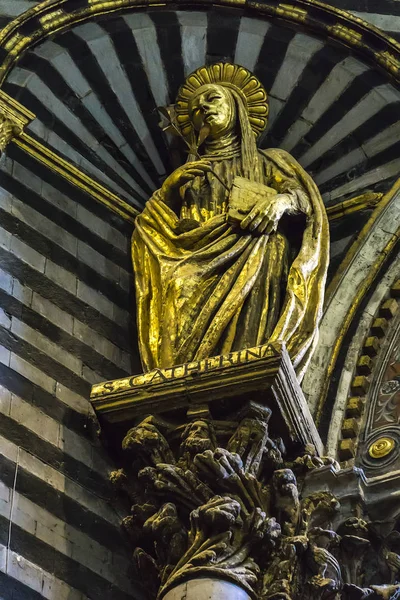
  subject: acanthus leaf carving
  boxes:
[109,402,400,600]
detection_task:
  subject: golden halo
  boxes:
[175,63,269,139]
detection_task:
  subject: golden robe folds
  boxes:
[132,64,329,380]
[133,149,328,377]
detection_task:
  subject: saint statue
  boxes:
[132,63,329,380]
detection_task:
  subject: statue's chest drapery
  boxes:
[180,154,275,223]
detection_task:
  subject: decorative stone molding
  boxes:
[14,131,138,222]
[338,277,400,464]
[92,344,400,600]
[303,179,400,420]
[0,89,138,222]
[1,0,400,88]
[0,90,34,154]
[324,256,400,461]
[325,192,383,223]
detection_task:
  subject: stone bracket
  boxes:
[0,90,35,153]
[91,341,323,455]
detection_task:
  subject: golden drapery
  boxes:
[132,148,329,381]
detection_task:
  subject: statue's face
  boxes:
[189,84,236,139]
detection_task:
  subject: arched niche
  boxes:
[303,181,400,455]
[1,0,400,212]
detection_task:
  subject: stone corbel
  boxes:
[92,342,400,600]
[0,90,35,154]
[92,343,342,600]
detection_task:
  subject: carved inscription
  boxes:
[91,343,277,397]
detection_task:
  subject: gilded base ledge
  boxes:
[90,341,322,456]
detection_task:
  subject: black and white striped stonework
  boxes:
[1,3,400,598]
[0,143,142,599]
[3,9,400,212]
[323,0,400,43]
[0,1,37,25]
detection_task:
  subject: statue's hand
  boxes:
[161,161,212,201]
[240,193,293,234]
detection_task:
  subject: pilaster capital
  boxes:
[0,90,35,154]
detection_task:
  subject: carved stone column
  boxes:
[91,343,400,600]
[163,578,252,600]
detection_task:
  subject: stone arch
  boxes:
[302,181,400,451]
[1,0,400,88]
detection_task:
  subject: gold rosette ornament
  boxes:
[368,437,396,459]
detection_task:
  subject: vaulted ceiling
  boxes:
[2,1,400,214]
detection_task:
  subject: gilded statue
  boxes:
[132,63,329,380]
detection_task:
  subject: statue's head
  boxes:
[175,63,268,181]
[175,63,268,143]
[188,83,236,139]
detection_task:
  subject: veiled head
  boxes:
[188,83,236,139]
[175,63,269,141]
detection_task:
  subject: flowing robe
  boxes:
[132,148,329,379]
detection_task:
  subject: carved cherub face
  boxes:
[188,84,236,139]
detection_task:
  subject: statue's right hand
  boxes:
[161,161,212,199]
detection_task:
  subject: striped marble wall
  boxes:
[0,141,140,599]
[4,8,400,214]
[0,1,399,598]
